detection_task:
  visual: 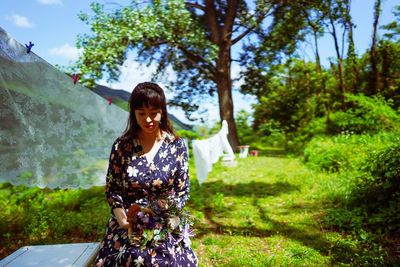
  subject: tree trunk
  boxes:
[370,0,381,95]
[329,15,345,104]
[345,0,359,93]
[313,28,322,73]
[215,41,240,151]
[205,0,240,151]
[312,27,331,123]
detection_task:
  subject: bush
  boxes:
[303,137,351,172]
[303,132,400,173]
[176,129,199,141]
[295,94,400,153]
[349,141,400,234]
[327,94,400,135]
[0,184,107,248]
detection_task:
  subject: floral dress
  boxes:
[95,132,198,267]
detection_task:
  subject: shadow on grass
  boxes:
[191,179,360,265]
[196,202,358,266]
[192,180,300,198]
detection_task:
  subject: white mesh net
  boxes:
[0,27,128,188]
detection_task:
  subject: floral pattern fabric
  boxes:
[95,133,197,267]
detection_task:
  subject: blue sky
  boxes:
[1,0,398,125]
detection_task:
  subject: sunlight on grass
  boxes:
[188,155,374,266]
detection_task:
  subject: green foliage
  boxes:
[375,39,400,108]
[0,183,108,251]
[349,141,400,234]
[73,0,311,123]
[72,0,218,118]
[304,136,353,173]
[327,93,400,135]
[234,110,257,146]
[303,131,399,173]
[308,131,400,265]
[382,5,400,41]
[175,129,199,141]
[252,59,329,148]
[292,93,400,153]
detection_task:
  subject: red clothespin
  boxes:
[71,73,79,84]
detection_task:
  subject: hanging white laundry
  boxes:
[192,120,236,185]
[192,139,213,185]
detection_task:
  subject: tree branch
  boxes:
[145,37,216,77]
[185,1,206,12]
[174,43,216,76]
[222,0,239,41]
[205,0,220,44]
[231,9,269,45]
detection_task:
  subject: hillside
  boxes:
[93,84,194,131]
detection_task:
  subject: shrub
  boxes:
[296,94,400,153]
[349,141,400,234]
[176,129,199,141]
[327,94,400,135]
[303,132,400,173]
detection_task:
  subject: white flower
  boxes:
[178,180,185,190]
[171,146,177,154]
[169,216,181,230]
[162,164,170,172]
[171,167,177,176]
[152,178,163,187]
[134,256,144,267]
[159,150,167,158]
[177,153,184,162]
[116,244,126,261]
[127,166,139,177]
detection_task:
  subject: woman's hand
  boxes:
[113,208,129,229]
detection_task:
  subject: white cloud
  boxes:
[37,0,63,5]
[6,14,35,28]
[48,43,82,60]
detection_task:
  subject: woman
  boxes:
[95,82,197,267]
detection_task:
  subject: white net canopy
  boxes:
[0,27,128,189]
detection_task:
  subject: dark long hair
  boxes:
[121,82,175,140]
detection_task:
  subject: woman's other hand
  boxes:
[114,207,129,229]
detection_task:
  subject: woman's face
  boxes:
[134,106,162,135]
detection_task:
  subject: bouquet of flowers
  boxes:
[126,192,195,249]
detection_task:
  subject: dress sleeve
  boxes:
[173,138,190,209]
[105,138,125,213]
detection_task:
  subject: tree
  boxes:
[369,0,381,95]
[74,0,315,150]
[252,59,325,147]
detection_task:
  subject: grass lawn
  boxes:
[0,152,392,266]
[189,155,353,266]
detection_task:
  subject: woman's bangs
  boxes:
[132,91,163,110]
